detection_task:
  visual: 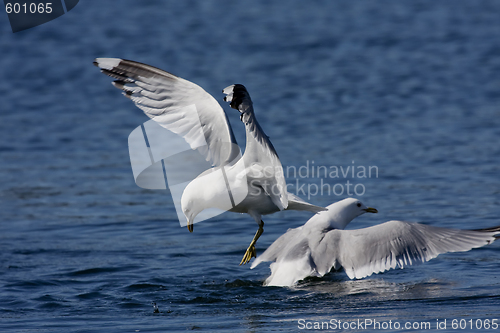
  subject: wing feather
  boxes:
[251,227,304,268]
[95,58,240,167]
[317,221,499,279]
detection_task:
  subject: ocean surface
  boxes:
[1,1,500,332]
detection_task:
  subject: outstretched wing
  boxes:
[223,84,288,210]
[251,226,305,269]
[316,221,500,279]
[94,58,240,167]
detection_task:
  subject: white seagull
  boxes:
[94,58,325,265]
[251,198,500,286]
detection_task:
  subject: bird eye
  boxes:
[356,203,361,207]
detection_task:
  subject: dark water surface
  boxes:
[1,1,500,332]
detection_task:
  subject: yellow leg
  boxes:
[240,221,264,265]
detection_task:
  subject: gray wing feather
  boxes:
[251,227,304,268]
[95,58,240,167]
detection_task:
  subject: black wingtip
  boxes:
[112,80,125,89]
[472,225,500,241]
[472,226,500,233]
[228,84,249,110]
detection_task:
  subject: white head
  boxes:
[181,181,203,232]
[304,197,377,230]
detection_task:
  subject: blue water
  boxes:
[1,1,500,332]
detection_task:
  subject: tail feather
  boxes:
[286,193,326,213]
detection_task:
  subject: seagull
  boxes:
[94,58,325,265]
[251,198,500,287]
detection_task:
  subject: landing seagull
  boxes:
[94,58,325,265]
[251,198,500,286]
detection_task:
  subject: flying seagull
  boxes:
[94,58,325,265]
[251,198,500,286]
